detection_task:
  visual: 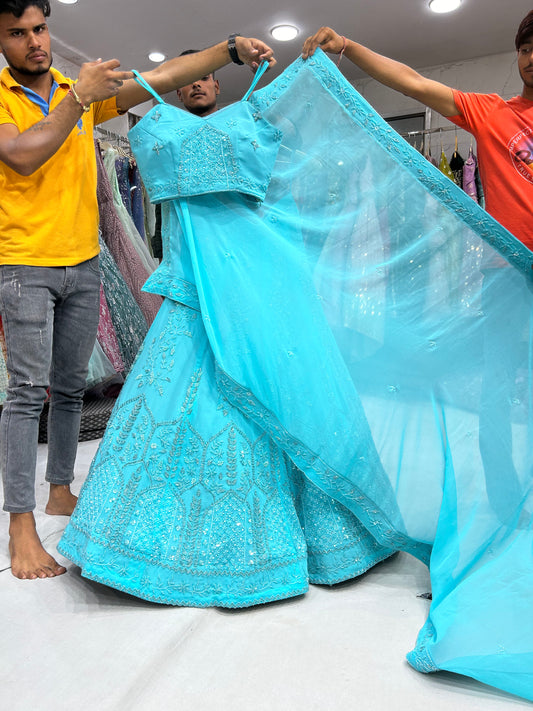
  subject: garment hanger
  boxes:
[424,132,432,160]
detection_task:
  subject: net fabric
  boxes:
[62,50,533,699]
[256,56,533,699]
[157,52,533,698]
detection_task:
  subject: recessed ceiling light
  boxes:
[148,51,166,63]
[270,25,299,42]
[429,0,462,13]
[57,0,78,4]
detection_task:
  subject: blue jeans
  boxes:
[0,258,100,512]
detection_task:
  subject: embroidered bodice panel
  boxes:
[129,100,282,204]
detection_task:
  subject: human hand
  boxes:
[75,59,134,105]
[235,36,276,71]
[302,27,345,59]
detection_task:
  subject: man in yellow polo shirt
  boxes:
[0,0,275,580]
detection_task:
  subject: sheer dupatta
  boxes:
[174,51,533,700]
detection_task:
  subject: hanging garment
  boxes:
[96,284,125,375]
[424,147,438,168]
[475,163,486,209]
[438,149,455,180]
[129,160,147,243]
[98,236,148,374]
[60,52,533,702]
[85,339,118,390]
[462,146,479,202]
[96,144,162,325]
[114,153,147,242]
[449,143,465,187]
[102,148,155,273]
[114,153,134,219]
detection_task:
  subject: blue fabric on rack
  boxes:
[60,51,533,701]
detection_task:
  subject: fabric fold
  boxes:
[61,52,533,701]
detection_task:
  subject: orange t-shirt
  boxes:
[448,91,533,250]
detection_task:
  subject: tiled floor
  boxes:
[1,440,530,711]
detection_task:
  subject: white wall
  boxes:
[352,50,522,160]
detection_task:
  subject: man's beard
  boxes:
[189,101,217,117]
[5,51,53,77]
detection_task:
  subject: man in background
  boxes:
[177,49,220,117]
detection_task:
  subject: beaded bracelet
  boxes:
[69,84,90,113]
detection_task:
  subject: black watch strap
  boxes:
[228,33,244,65]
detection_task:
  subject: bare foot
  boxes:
[45,483,77,516]
[9,512,67,579]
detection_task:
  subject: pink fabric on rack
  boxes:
[462,147,479,203]
[97,285,125,373]
[95,142,162,325]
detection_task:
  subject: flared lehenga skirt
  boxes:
[59,298,392,607]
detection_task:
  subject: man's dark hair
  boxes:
[0,1,50,17]
[515,10,533,50]
[179,49,215,78]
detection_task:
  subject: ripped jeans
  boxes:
[0,258,100,512]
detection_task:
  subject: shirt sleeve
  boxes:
[92,96,123,126]
[0,101,16,127]
[447,91,502,134]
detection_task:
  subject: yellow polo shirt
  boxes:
[0,66,120,266]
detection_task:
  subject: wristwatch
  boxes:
[228,33,244,65]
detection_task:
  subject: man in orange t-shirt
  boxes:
[303,11,533,250]
[449,91,533,249]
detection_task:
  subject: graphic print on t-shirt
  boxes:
[508,126,533,184]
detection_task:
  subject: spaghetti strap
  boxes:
[132,61,268,106]
[241,60,270,102]
[132,70,165,104]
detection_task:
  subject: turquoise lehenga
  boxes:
[60,52,533,701]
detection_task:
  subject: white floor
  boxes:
[1,441,530,711]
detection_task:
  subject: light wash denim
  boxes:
[0,257,100,512]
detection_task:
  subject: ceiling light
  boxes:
[148,51,166,63]
[270,25,299,42]
[429,0,462,13]
[56,0,78,4]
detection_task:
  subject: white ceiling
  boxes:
[48,0,531,105]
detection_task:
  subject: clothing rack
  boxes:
[94,126,131,151]
[399,123,474,158]
[400,124,465,138]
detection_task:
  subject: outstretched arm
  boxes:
[302,27,458,118]
[0,59,132,176]
[115,36,276,113]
